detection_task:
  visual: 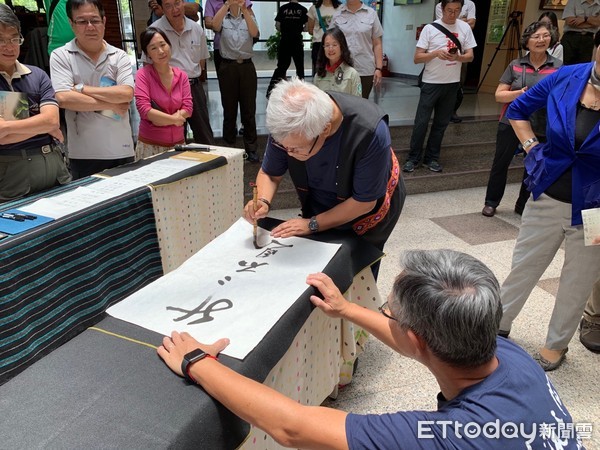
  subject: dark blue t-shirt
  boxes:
[0,64,57,151]
[262,119,392,217]
[346,338,584,449]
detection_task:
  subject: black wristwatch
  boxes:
[181,348,209,382]
[308,216,319,233]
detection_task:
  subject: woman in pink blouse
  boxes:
[134,28,193,160]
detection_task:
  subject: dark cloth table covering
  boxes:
[0,152,228,385]
[0,224,382,449]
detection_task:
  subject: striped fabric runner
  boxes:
[0,187,163,384]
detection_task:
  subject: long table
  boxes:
[0,224,383,449]
[0,148,243,384]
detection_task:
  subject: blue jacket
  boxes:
[506,62,600,225]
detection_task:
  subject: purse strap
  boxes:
[429,22,462,53]
[316,7,327,33]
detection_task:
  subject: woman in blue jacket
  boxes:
[498,50,600,371]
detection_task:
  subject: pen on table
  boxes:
[1,213,25,222]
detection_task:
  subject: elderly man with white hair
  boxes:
[244,78,405,275]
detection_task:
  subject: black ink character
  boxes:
[256,240,294,258]
[218,275,232,285]
[167,296,233,325]
[236,260,268,272]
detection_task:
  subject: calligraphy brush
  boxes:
[251,183,261,249]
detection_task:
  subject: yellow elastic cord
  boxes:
[88,326,158,350]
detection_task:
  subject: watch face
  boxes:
[309,218,318,232]
[185,348,207,362]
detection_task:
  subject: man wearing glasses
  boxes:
[0,4,71,201]
[157,249,580,448]
[152,0,214,145]
[244,78,405,274]
[50,0,135,179]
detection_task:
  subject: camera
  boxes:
[448,47,458,54]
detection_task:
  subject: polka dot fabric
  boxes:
[240,267,382,449]
[150,147,244,273]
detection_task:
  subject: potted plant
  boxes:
[266,31,281,60]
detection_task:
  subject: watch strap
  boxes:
[522,137,539,151]
[309,216,319,233]
[181,349,217,383]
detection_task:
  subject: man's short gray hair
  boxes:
[266,78,334,142]
[390,249,502,368]
[0,4,21,33]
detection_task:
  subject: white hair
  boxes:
[266,78,334,141]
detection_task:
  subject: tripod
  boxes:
[477,11,523,93]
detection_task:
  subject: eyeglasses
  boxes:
[378,301,398,322]
[530,33,551,41]
[72,18,104,27]
[163,0,183,11]
[0,36,24,47]
[272,135,319,156]
[323,43,339,49]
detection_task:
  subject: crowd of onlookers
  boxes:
[2,0,600,446]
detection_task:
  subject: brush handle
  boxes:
[252,185,258,237]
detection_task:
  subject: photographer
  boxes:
[403,0,476,174]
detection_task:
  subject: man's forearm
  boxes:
[414,49,438,64]
[315,197,376,232]
[459,49,474,63]
[341,302,399,350]
[56,91,117,112]
[189,359,348,450]
[81,85,134,104]
[0,105,59,141]
[256,169,282,204]
[587,15,600,27]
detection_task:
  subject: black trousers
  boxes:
[187,80,214,145]
[213,48,223,72]
[69,157,134,180]
[267,35,305,96]
[217,59,258,153]
[562,31,595,65]
[484,122,530,208]
[408,82,459,164]
[311,41,321,76]
[360,75,374,100]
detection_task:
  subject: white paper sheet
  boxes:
[107,219,341,359]
[20,158,202,219]
[582,207,600,246]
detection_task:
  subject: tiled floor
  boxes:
[272,185,600,449]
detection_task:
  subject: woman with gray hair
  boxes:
[0,4,71,201]
[243,78,404,270]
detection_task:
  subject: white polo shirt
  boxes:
[50,40,135,160]
[152,16,209,78]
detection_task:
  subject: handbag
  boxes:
[418,22,463,88]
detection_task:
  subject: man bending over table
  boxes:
[158,249,582,449]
